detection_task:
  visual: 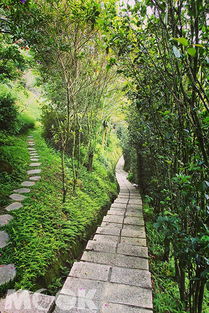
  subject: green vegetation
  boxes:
[103,1,208,312]
[0,128,120,292]
[144,203,209,313]
[0,1,208,312]
[0,132,29,208]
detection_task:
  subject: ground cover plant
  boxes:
[0,128,120,292]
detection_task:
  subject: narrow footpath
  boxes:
[54,156,153,313]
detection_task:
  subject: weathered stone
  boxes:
[103,283,153,309]
[109,206,126,211]
[29,163,41,167]
[121,225,146,238]
[59,277,105,300]
[13,188,30,194]
[100,222,122,229]
[5,202,23,211]
[111,203,126,209]
[125,211,143,217]
[110,267,152,288]
[102,215,123,224]
[0,290,55,313]
[28,148,36,151]
[0,231,9,248]
[119,189,129,193]
[81,251,149,270]
[92,234,119,244]
[30,158,39,162]
[117,243,148,258]
[81,251,116,265]
[107,209,125,216]
[0,264,16,286]
[96,227,121,236]
[0,214,13,226]
[27,169,41,175]
[9,194,26,201]
[28,143,35,146]
[69,262,110,282]
[54,294,100,312]
[118,193,129,197]
[85,240,117,253]
[124,216,144,226]
[29,176,41,181]
[120,237,147,247]
[113,199,128,205]
[21,181,35,187]
[128,200,143,206]
[127,205,143,210]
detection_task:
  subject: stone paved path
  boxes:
[0,135,42,289]
[53,156,153,313]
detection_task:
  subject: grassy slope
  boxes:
[0,128,120,292]
[0,132,30,208]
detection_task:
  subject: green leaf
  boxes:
[194,44,204,48]
[187,47,196,57]
[173,37,189,46]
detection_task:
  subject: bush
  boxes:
[17,113,35,134]
[0,84,18,133]
[0,84,35,134]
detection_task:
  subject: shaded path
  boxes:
[54,156,153,313]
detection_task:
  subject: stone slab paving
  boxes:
[0,231,9,248]
[9,193,26,201]
[0,215,13,227]
[27,169,41,175]
[0,265,16,286]
[29,162,41,167]
[0,134,41,294]
[13,188,30,194]
[53,156,153,313]
[0,290,55,313]
[29,176,41,181]
[28,148,36,151]
[5,202,23,212]
[21,181,35,187]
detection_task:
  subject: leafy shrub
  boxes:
[17,113,35,134]
[0,131,29,208]
[0,84,18,133]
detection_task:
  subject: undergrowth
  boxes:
[144,204,209,313]
[0,131,30,208]
[0,128,120,293]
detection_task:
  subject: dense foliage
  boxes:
[0,1,208,312]
[1,0,118,201]
[103,1,208,312]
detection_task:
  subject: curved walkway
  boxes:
[54,156,153,313]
